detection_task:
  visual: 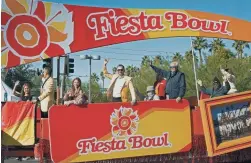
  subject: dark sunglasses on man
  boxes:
[117,69,124,72]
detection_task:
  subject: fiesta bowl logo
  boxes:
[87,9,232,41]
[1,0,73,68]
[110,107,139,138]
[77,106,172,155]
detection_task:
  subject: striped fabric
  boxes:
[1,101,35,146]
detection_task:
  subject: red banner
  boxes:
[2,0,251,68]
[49,100,191,162]
[1,101,36,146]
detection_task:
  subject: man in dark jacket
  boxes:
[197,77,230,98]
[150,61,186,103]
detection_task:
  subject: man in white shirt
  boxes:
[103,59,136,105]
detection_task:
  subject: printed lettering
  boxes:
[164,12,232,35]
[87,10,232,40]
[86,9,165,40]
[76,132,171,154]
[128,135,143,148]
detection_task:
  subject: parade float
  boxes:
[1,0,251,162]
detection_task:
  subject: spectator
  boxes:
[103,59,136,105]
[136,86,160,101]
[33,66,54,118]
[153,74,167,100]
[13,81,32,101]
[220,66,237,94]
[12,81,32,161]
[197,77,230,98]
[64,77,87,106]
[150,61,186,103]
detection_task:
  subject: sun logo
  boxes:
[110,106,139,138]
[1,0,73,68]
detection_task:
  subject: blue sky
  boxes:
[38,0,251,88]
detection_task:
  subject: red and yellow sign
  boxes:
[49,100,191,162]
[2,0,251,68]
[1,102,36,146]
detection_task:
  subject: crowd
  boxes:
[12,59,239,120]
[6,58,242,161]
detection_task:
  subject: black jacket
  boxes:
[151,65,186,99]
[201,81,230,98]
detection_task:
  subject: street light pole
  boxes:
[89,58,92,103]
[80,55,101,103]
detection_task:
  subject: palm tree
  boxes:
[209,38,225,55]
[192,37,208,66]
[100,72,105,89]
[184,50,193,61]
[91,73,99,83]
[141,56,151,66]
[112,67,117,74]
[126,65,139,77]
[172,52,183,62]
[184,50,198,67]
[232,40,250,58]
[153,55,162,65]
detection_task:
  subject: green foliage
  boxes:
[232,40,250,58]
[4,64,36,88]
[3,39,250,104]
[209,38,225,54]
[133,44,251,98]
[172,52,183,62]
[193,37,208,65]
[82,81,108,103]
[91,73,100,82]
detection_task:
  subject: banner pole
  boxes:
[56,57,60,105]
[190,37,200,106]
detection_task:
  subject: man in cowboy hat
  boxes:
[197,77,230,98]
[136,86,160,101]
[103,59,136,105]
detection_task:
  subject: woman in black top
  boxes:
[12,81,33,161]
[13,81,32,101]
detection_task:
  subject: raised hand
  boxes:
[197,79,202,87]
[104,58,110,65]
[14,81,20,86]
[131,99,137,106]
[67,90,73,96]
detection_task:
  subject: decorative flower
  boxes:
[110,107,139,138]
[1,0,73,68]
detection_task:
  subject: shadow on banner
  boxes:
[1,101,36,146]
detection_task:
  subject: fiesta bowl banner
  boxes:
[1,0,251,68]
[49,100,191,162]
[1,101,36,146]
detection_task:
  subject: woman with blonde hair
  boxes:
[64,77,87,106]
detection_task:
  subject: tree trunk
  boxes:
[199,50,203,66]
[102,79,104,89]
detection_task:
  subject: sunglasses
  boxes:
[170,66,177,68]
